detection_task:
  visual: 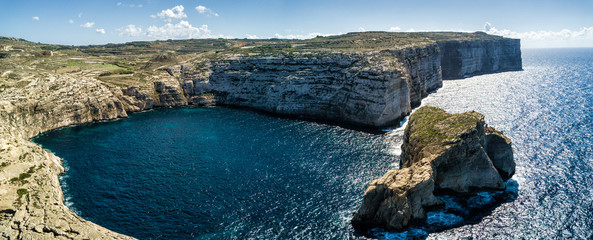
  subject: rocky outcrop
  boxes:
[439,38,522,79]
[484,127,515,180]
[351,106,515,231]
[151,76,188,107]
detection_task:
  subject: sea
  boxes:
[32,48,593,239]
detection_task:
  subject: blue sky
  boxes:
[1,0,592,48]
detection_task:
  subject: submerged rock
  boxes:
[352,106,515,231]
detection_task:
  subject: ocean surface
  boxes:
[33,48,593,239]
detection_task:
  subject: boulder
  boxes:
[484,127,515,180]
[352,106,515,230]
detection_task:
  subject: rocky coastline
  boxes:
[0,32,521,239]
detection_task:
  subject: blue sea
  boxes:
[33,48,593,239]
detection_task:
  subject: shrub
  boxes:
[7,73,19,80]
[9,166,35,184]
[99,69,134,77]
[17,188,28,197]
[153,54,178,62]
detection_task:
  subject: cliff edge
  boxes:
[351,106,515,230]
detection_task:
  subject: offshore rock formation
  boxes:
[351,106,515,231]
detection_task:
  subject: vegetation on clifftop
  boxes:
[0,32,512,89]
[406,106,484,157]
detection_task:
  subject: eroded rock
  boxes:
[352,106,515,231]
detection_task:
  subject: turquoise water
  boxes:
[33,48,593,239]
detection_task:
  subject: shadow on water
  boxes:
[355,180,519,240]
[216,105,400,135]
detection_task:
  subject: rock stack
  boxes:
[352,106,515,230]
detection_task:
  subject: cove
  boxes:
[33,107,402,239]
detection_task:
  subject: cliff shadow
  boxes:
[212,105,399,135]
[354,179,519,239]
[442,68,524,81]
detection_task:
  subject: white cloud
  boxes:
[96,28,106,34]
[484,22,493,32]
[245,34,258,39]
[485,23,593,42]
[389,26,401,31]
[32,16,39,21]
[358,27,366,32]
[273,32,336,39]
[119,24,143,37]
[195,5,219,17]
[68,19,74,24]
[118,2,142,8]
[195,5,207,13]
[154,5,187,21]
[81,22,95,28]
[402,28,472,33]
[78,12,83,18]
[146,20,211,39]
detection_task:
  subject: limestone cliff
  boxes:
[177,46,441,127]
[167,32,521,127]
[351,106,515,231]
[439,38,522,79]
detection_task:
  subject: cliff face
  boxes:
[174,35,521,126]
[351,106,515,231]
[439,39,522,79]
[178,46,442,127]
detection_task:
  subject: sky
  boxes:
[0,0,592,48]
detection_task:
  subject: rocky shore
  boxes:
[0,75,141,239]
[0,32,521,239]
[351,106,515,230]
